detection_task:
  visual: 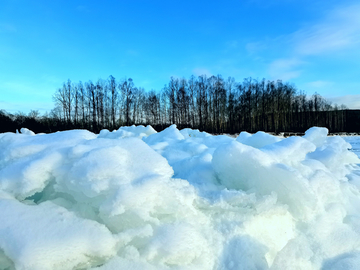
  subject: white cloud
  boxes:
[328,95,360,109]
[0,100,53,115]
[306,80,334,88]
[245,41,267,55]
[261,3,360,83]
[292,4,360,55]
[268,58,304,81]
[193,68,212,77]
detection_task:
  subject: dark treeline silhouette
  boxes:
[1,74,358,134]
[0,109,71,134]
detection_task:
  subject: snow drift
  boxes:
[1,125,360,269]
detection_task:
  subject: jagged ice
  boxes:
[1,125,360,269]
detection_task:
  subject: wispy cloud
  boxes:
[0,100,53,115]
[292,4,360,55]
[268,58,304,81]
[306,80,334,89]
[246,41,267,55]
[260,3,360,84]
[193,68,212,77]
[328,95,360,109]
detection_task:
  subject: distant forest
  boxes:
[1,75,359,134]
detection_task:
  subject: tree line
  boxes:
[0,74,354,134]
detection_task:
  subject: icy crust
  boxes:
[1,125,360,269]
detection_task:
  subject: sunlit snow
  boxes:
[1,125,360,269]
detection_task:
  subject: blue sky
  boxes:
[1,0,360,114]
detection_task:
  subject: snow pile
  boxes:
[1,125,360,269]
[236,130,282,148]
[98,125,156,139]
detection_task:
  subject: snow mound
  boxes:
[1,126,360,269]
[236,130,282,148]
[98,125,156,139]
[0,192,117,270]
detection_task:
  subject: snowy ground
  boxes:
[343,136,360,158]
[1,125,360,270]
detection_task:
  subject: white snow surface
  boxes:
[1,125,360,269]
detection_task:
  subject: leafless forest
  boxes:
[1,75,358,134]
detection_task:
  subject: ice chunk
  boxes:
[0,193,117,270]
[203,134,234,148]
[0,151,63,200]
[20,127,35,135]
[180,128,211,139]
[98,125,157,140]
[212,141,317,218]
[144,124,184,146]
[93,256,162,270]
[1,126,360,269]
[244,205,296,265]
[307,135,360,178]
[271,236,314,270]
[236,131,281,148]
[322,252,360,270]
[237,131,252,141]
[54,138,174,200]
[144,223,208,266]
[98,176,199,232]
[220,236,269,270]
[262,136,316,164]
[303,126,329,147]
